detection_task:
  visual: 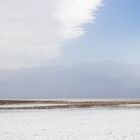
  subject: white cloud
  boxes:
[0,0,102,69]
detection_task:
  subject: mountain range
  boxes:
[0,62,140,98]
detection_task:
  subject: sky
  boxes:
[0,0,140,98]
[0,0,102,69]
[0,0,140,69]
[49,0,140,65]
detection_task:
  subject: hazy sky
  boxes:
[50,0,140,65]
[0,0,140,98]
[0,0,102,69]
[0,0,140,69]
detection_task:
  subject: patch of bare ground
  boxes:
[0,99,140,110]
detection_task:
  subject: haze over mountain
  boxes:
[0,62,140,99]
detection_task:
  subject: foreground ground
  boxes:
[0,106,140,140]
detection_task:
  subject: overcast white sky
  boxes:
[0,0,102,69]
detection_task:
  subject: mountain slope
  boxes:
[0,62,140,98]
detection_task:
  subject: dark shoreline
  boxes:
[0,99,140,110]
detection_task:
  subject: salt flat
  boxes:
[0,108,140,140]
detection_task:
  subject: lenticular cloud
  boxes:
[0,0,102,69]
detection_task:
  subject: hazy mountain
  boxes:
[0,62,140,98]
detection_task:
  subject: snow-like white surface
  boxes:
[0,108,140,140]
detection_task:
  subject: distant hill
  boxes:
[0,62,140,98]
